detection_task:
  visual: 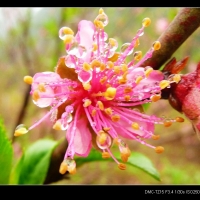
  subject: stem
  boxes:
[141,8,200,70]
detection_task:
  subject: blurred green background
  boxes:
[1,7,200,184]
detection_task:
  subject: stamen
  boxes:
[83,99,92,107]
[97,101,104,110]
[83,62,92,72]
[94,19,104,29]
[82,82,91,90]
[152,134,160,140]
[104,87,117,100]
[164,120,172,127]
[135,76,143,84]
[91,59,101,68]
[107,61,114,69]
[53,120,62,130]
[38,83,46,92]
[142,18,151,27]
[121,64,128,72]
[99,8,104,14]
[155,146,164,154]
[104,107,113,115]
[111,115,120,122]
[59,161,68,175]
[152,41,161,51]
[118,163,126,170]
[124,95,131,101]
[96,131,112,149]
[14,124,28,136]
[92,109,97,116]
[100,63,106,71]
[100,76,107,84]
[118,78,127,84]
[32,90,40,101]
[24,76,33,85]
[132,122,140,130]
[102,151,110,158]
[173,74,181,83]
[62,27,74,35]
[59,159,76,175]
[134,38,140,48]
[150,94,161,102]
[92,43,98,51]
[159,80,170,89]
[114,66,121,74]
[64,35,74,44]
[134,51,142,61]
[144,67,153,77]
[175,117,184,122]
[124,87,132,94]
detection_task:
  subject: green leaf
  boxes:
[76,149,160,181]
[0,119,13,184]
[17,139,58,184]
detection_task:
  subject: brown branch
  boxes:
[141,8,200,70]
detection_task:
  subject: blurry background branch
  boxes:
[141,8,200,70]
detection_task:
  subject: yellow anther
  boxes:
[124,95,130,101]
[100,63,106,71]
[14,127,28,137]
[118,78,127,84]
[102,151,110,159]
[91,59,101,68]
[145,67,153,77]
[150,94,161,102]
[134,38,140,48]
[134,51,142,61]
[109,38,116,47]
[62,27,74,35]
[132,122,140,130]
[107,61,114,69]
[53,120,62,131]
[98,131,108,145]
[173,74,181,83]
[83,99,92,108]
[24,76,33,85]
[175,117,184,122]
[100,76,107,85]
[104,107,113,116]
[111,115,120,122]
[92,43,98,51]
[118,163,126,170]
[124,87,132,94]
[122,71,128,79]
[82,82,91,91]
[32,90,40,101]
[38,83,46,92]
[114,138,120,145]
[104,87,117,100]
[97,101,104,110]
[83,62,91,72]
[121,64,127,72]
[94,19,104,29]
[159,80,170,89]
[92,109,97,117]
[121,154,129,162]
[108,52,120,62]
[135,76,143,84]
[68,165,76,175]
[142,17,151,27]
[155,146,164,154]
[59,161,68,175]
[63,35,74,44]
[99,8,104,14]
[103,127,111,131]
[114,66,121,74]
[153,41,161,51]
[164,120,172,127]
[152,134,160,140]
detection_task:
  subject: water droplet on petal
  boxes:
[76,45,87,58]
[95,13,109,27]
[14,124,29,136]
[67,42,79,55]
[96,133,112,150]
[121,43,133,56]
[65,55,76,68]
[78,70,92,83]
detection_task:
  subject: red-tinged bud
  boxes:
[168,62,200,136]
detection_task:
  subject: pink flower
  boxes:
[15,8,184,174]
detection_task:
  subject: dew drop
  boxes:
[78,70,92,83]
[95,13,109,27]
[96,133,112,150]
[14,124,29,136]
[65,55,76,69]
[120,43,133,56]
